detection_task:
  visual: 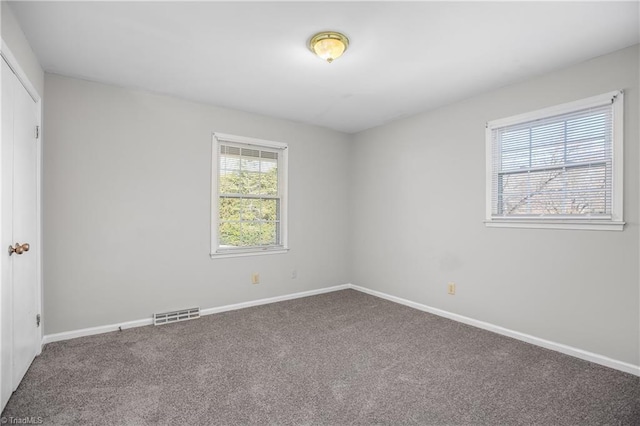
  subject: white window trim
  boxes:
[485,91,624,231]
[210,132,289,258]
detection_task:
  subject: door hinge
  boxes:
[36,314,41,327]
[35,125,40,139]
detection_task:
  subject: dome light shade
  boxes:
[309,31,349,63]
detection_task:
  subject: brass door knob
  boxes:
[8,243,30,256]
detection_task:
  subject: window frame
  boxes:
[211,132,289,258]
[485,91,624,231]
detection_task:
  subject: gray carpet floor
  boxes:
[2,289,639,425]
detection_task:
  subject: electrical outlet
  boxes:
[251,273,260,285]
[291,270,297,279]
[448,282,456,295]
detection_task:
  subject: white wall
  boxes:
[350,45,640,366]
[43,74,351,334]
[41,40,640,368]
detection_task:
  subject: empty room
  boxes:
[0,1,639,424]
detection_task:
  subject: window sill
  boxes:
[484,219,625,231]
[210,248,289,259]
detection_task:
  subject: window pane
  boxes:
[219,171,241,194]
[237,198,256,221]
[530,144,564,169]
[219,222,242,247]
[260,158,277,173]
[261,167,278,195]
[566,138,606,163]
[499,164,607,215]
[219,221,260,248]
[241,157,260,172]
[242,222,262,246]
[242,172,262,195]
[220,149,278,196]
[220,155,240,172]
[260,222,277,245]
[501,147,530,171]
[219,198,241,221]
[261,199,278,221]
[218,197,280,247]
[215,137,286,252]
[566,113,606,141]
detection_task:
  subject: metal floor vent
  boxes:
[154,307,200,326]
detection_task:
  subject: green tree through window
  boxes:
[218,145,280,248]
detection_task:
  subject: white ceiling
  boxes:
[9,1,640,134]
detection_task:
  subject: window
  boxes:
[211,133,288,257]
[485,91,624,230]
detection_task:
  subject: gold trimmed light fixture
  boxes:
[309,31,349,63]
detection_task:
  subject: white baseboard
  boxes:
[42,282,639,377]
[42,317,153,345]
[349,284,640,377]
[199,284,350,316]
[42,284,351,345]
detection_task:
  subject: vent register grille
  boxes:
[153,307,200,326]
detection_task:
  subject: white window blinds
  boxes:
[488,93,622,223]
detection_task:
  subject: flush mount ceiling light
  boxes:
[308,31,349,63]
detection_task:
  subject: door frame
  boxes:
[0,39,43,410]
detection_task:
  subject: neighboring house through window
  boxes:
[485,91,624,231]
[211,133,288,257]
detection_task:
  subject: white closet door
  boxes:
[1,57,40,392]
